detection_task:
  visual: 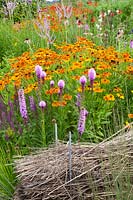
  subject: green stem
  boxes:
[41,111,46,146]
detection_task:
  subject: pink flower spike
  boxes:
[58,80,65,89]
[41,71,46,80]
[39,101,46,109]
[88,68,96,81]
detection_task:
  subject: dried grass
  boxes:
[14,126,133,200]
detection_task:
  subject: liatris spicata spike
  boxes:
[50,80,55,88]
[18,89,28,120]
[130,40,133,48]
[79,75,87,92]
[35,65,42,79]
[41,71,46,81]
[39,101,46,111]
[75,94,81,108]
[58,79,65,97]
[58,79,65,89]
[29,96,36,111]
[78,108,88,136]
[88,68,96,89]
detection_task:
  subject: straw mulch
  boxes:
[14,127,133,200]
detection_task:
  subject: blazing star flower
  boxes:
[29,96,36,111]
[88,68,96,88]
[41,71,46,80]
[75,94,81,108]
[58,79,65,97]
[58,80,65,89]
[78,108,88,135]
[130,40,133,48]
[39,101,46,110]
[35,65,42,79]
[50,80,55,88]
[79,75,87,92]
[18,89,28,120]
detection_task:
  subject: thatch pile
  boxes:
[14,127,133,200]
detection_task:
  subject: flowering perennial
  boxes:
[78,108,88,135]
[18,89,28,120]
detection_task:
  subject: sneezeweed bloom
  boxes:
[79,75,87,92]
[130,40,133,48]
[128,114,133,119]
[35,65,42,79]
[78,108,88,136]
[58,79,65,97]
[88,68,96,90]
[103,94,115,101]
[18,89,28,121]
[39,101,46,110]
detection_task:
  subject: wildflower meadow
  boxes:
[0,0,133,199]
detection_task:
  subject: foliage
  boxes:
[0,0,133,199]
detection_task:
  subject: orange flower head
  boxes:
[128,114,133,119]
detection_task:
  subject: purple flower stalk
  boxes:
[79,75,87,92]
[88,68,96,89]
[35,65,42,79]
[41,71,47,81]
[18,89,28,120]
[75,94,81,108]
[39,101,46,111]
[58,79,65,89]
[130,40,133,48]
[58,79,65,97]
[78,108,88,136]
[29,96,36,111]
[50,80,55,88]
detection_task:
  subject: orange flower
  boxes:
[128,114,133,118]
[72,75,81,80]
[45,88,59,95]
[103,94,115,101]
[63,94,72,101]
[0,80,5,91]
[113,87,122,92]
[101,79,110,84]
[93,87,105,93]
[102,72,112,77]
[52,101,67,107]
[116,93,124,99]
